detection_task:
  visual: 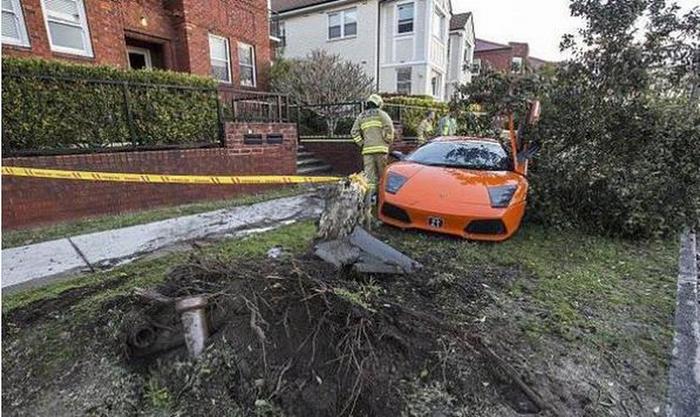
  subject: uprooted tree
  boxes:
[454,0,700,238]
[272,50,374,135]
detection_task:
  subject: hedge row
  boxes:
[2,58,220,154]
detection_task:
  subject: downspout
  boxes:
[376,0,381,91]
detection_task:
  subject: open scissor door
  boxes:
[508,100,541,176]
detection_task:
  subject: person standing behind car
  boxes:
[351,94,395,197]
[416,111,436,144]
[437,108,458,136]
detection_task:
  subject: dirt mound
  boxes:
[111,255,536,417]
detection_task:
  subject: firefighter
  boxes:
[416,111,435,144]
[437,107,458,136]
[351,94,395,198]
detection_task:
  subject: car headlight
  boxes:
[488,185,517,208]
[385,173,408,194]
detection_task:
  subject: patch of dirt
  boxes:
[2,251,585,417]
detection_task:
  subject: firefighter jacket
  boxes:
[351,108,395,155]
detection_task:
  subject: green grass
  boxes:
[1,186,307,249]
[2,221,317,313]
[380,224,678,360]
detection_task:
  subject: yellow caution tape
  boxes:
[1,166,341,185]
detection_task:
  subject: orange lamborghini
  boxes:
[378,137,535,241]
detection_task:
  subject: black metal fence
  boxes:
[219,86,291,123]
[294,101,451,141]
[2,73,223,156]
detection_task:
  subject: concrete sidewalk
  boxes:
[665,229,699,417]
[2,194,324,292]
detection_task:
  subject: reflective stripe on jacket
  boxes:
[416,118,433,143]
[437,116,457,136]
[350,108,395,155]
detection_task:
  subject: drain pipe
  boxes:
[175,295,209,357]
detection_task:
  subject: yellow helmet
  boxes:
[367,94,383,108]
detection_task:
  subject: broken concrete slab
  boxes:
[349,227,422,273]
[314,240,361,268]
[314,227,422,274]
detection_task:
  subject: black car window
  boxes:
[406,141,510,170]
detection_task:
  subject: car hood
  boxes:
[386,162,528,207]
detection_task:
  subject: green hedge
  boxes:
[2,58,220,154]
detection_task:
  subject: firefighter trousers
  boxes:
[363,153,388,192]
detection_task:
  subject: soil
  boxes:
[2,242,664,417]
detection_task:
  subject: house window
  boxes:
[396,67,411,95]
[397,3,413,34]
[328,8,356,40]
[512,56,523,73]
[2,0,30,47]
[209,34,231,83]
[238,42,256,87]
[127,46,152,70]
[472,58,482,75]
[40,0,93,56]
[432,9,445,41]
[430,72,442,98]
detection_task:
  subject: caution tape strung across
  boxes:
[1,166,342,185]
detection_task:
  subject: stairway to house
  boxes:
[297,145,332,175]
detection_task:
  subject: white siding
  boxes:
[445,14,475,100]
[280,0,379,84]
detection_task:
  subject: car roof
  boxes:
[431,136,501,145]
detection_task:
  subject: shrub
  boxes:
[2,58,220,154]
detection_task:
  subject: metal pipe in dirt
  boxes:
[175,296,209,357]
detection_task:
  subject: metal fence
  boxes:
[219,86,291,123]
[2,73,224,156]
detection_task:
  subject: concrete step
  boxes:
[297,164,333,175]
[296,157,326,167]
[298,151,314,158]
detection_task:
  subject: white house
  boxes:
[445,12,475,99]
[271,0,475,101]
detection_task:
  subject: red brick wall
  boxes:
[302,139,418,176]
[475,48,514,72]
[2,0,270,89]
[2,123,296,229]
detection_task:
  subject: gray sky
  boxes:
[452,0,698,62]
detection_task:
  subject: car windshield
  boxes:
[406,141,510,170]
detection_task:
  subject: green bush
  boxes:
[2,58,219,154]
[383,96,448,137]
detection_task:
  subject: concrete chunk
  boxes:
[349,227,422,273]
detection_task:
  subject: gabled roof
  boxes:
[272,0,338,14]
[475,38,511,52]
[449,12,472,31]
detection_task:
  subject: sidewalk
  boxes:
[665,229,699,417]
[1,194,324,292]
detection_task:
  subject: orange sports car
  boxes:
[378,137,534,241]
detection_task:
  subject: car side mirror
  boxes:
[390,150,406,160]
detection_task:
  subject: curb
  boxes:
[665,229,699,417]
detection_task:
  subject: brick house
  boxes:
[1,0,272,89]
[472,38,549,75]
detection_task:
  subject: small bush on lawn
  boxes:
[2,58,219,154]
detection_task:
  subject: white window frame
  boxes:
[238,42,256,87]
[40,0,93,57]
[396,2,414,35]
[396,67,412,95]
[126,46,153,70]
[430,71,442,98]
[2,0,30,47]
[327,8,356,40]
[512,56,523,73]
[472,58,482,75]
[432,9,445,42]
[209,34,232,84]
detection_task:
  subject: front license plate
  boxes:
[427,217,444,228]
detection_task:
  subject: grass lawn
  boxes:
[1,186,307,249]
[2,221,679,416]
